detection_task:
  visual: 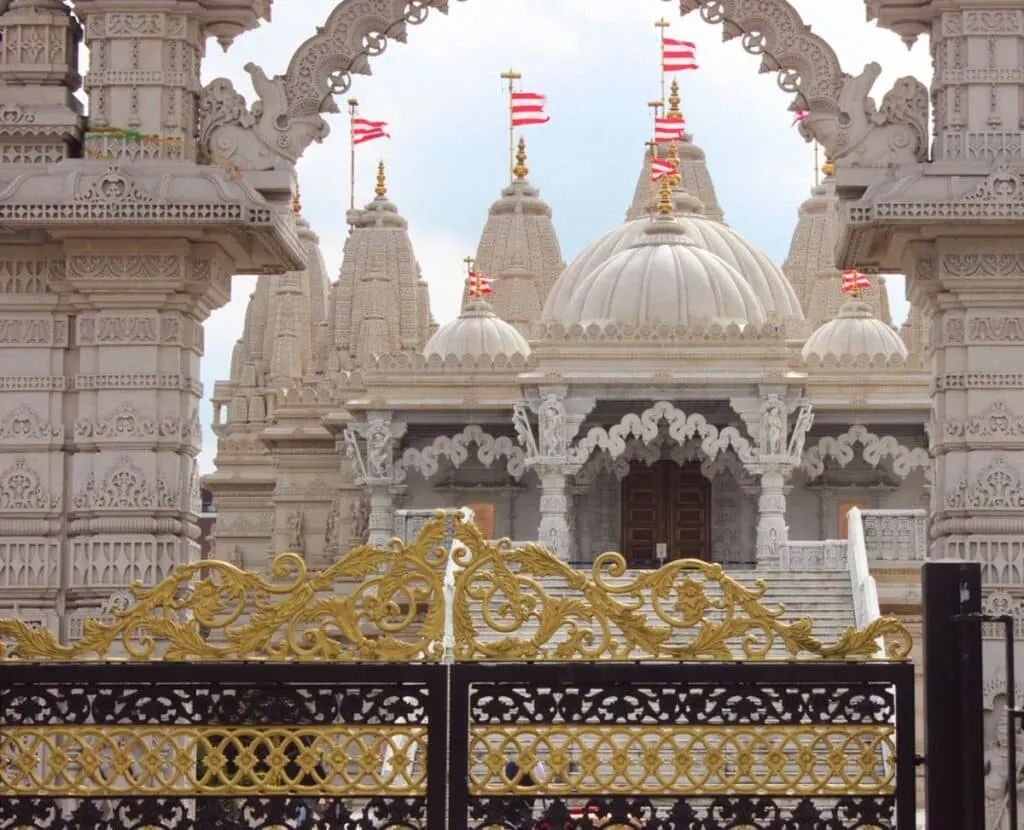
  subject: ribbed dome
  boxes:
[801,300,908,361]
[423,300,531,360]
[544,189,802,324]
[559,217,767,328]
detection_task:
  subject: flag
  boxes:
[842,270,871,293]
[663,38,698,72]
[352,117,390,145]
[654,116,686,143]
[792,109,808,128]
[651,158,677,182]
[467,271,495,298]
[511,92,550,127]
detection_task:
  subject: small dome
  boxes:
[801,300,908,361]
[544,189,803,324]
[423,300,531,360]
[560,217,767,328]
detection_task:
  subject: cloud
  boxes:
[197,0,931,471]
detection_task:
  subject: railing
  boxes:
[785,540,847,571]
[847,507,882,630]
[859,509,928,563]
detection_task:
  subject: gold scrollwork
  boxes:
[0,511,913,662]
[469,724,896,797]
[0,725,426,797]
[448,516,913,662]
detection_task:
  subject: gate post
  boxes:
[922,561,983,830]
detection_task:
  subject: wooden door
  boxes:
[621,460,710,566]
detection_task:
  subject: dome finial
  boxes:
[667,79,683,121]
[375,160,387,198]
[657,170,674,216]
[513,137,529,181]
[822,152,835,179]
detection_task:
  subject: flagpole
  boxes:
[347,98,359,211]
[500,69,522,185]
[646,139,658,217]
[814,140,820,188]
[656,18,670,109]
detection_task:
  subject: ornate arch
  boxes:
[568,401,755,467]
[199,0,925,172]
[574,435,753,487]
[801,424,932,481]
[395,424,527,483]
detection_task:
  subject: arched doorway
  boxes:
[621,458,710,566]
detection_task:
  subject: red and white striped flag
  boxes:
[651,158,677,182]
[663,38,698,72]
[511,92,550,127]
[842,270,872,293]
[654,116,686,144]
[352,117,390,145]
[467,271,495,298]
[791,109,808,128]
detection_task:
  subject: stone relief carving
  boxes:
[569,400,755,468]
[944,400,1024,442]
[285,511,305,553]
[0,457,60,511]
[396,425,527,483]
[679,1,928,167]
[0,405,62,442]
[537,393,568,459]
[343,418,407,484]
[351,495,370,546]
[802,425,932,481]
[947,456,1024,510]
[324,499,342,554]
[72,456,177,511]
[73,167,154,204]
[512,403,539,459]
[759,395,787,456]
[573,435,754,487]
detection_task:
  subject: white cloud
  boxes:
[197,0,931,471]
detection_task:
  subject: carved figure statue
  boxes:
[350,495,370,545]
[760,395,787,457]
[365,422,394,481]
[198,63,334,172]
[799,63,928,168]
[324,499,341,554]
[538,394,566,459]
[286,511,304,553]
[788,403,815,460]
[512,403,539,459]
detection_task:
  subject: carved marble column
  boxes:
[62,244,225,621]
[343,413,406,548]
[72,0,268,160]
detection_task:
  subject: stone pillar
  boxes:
[62,243,224,624]
[72,0,269,160]
[0,0,85,164]
[755,465,790,568]
[538,469,572,560]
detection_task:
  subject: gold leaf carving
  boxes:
[0,511,912,663]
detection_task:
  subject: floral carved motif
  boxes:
[944,401,1024,442]
[74,403,194,444]
[946,456,1024,510]
[72,456,177,511]
[73,167,154,204]
[396,425,527,483]
[0,406,62,442]
[0,457,60,511]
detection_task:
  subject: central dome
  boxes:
[543,190,803,324]
[560,217,767,328]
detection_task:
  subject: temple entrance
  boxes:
[621,459,710,566]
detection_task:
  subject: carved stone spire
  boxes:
[327,179,435,369]
[464,139,565,329]
[782,172,891,328]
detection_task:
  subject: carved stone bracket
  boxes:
[802,424,931,482]
[395,425,527,483]
[342,415,407,486]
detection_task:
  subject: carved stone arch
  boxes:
[395,424,527,483]
[568,400,754,467]
[801,424,932,482]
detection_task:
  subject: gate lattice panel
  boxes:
[0,511,917,829]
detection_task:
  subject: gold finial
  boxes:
[375,160,387,198]
[657,172,674,216]
[667,141,681,187]
[822,152,835,179]
[292,183,302,214]
[667,79,683,120]
[655,17,671,30]
[513,137,529,180]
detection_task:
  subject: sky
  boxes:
[195,0,932,472]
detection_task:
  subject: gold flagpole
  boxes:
[500,69,522,185]
[656,18,671,107]
[347,98,359,211]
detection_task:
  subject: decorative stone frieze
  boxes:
[802,425,931,481]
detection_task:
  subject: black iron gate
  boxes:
[0,513,918,830]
